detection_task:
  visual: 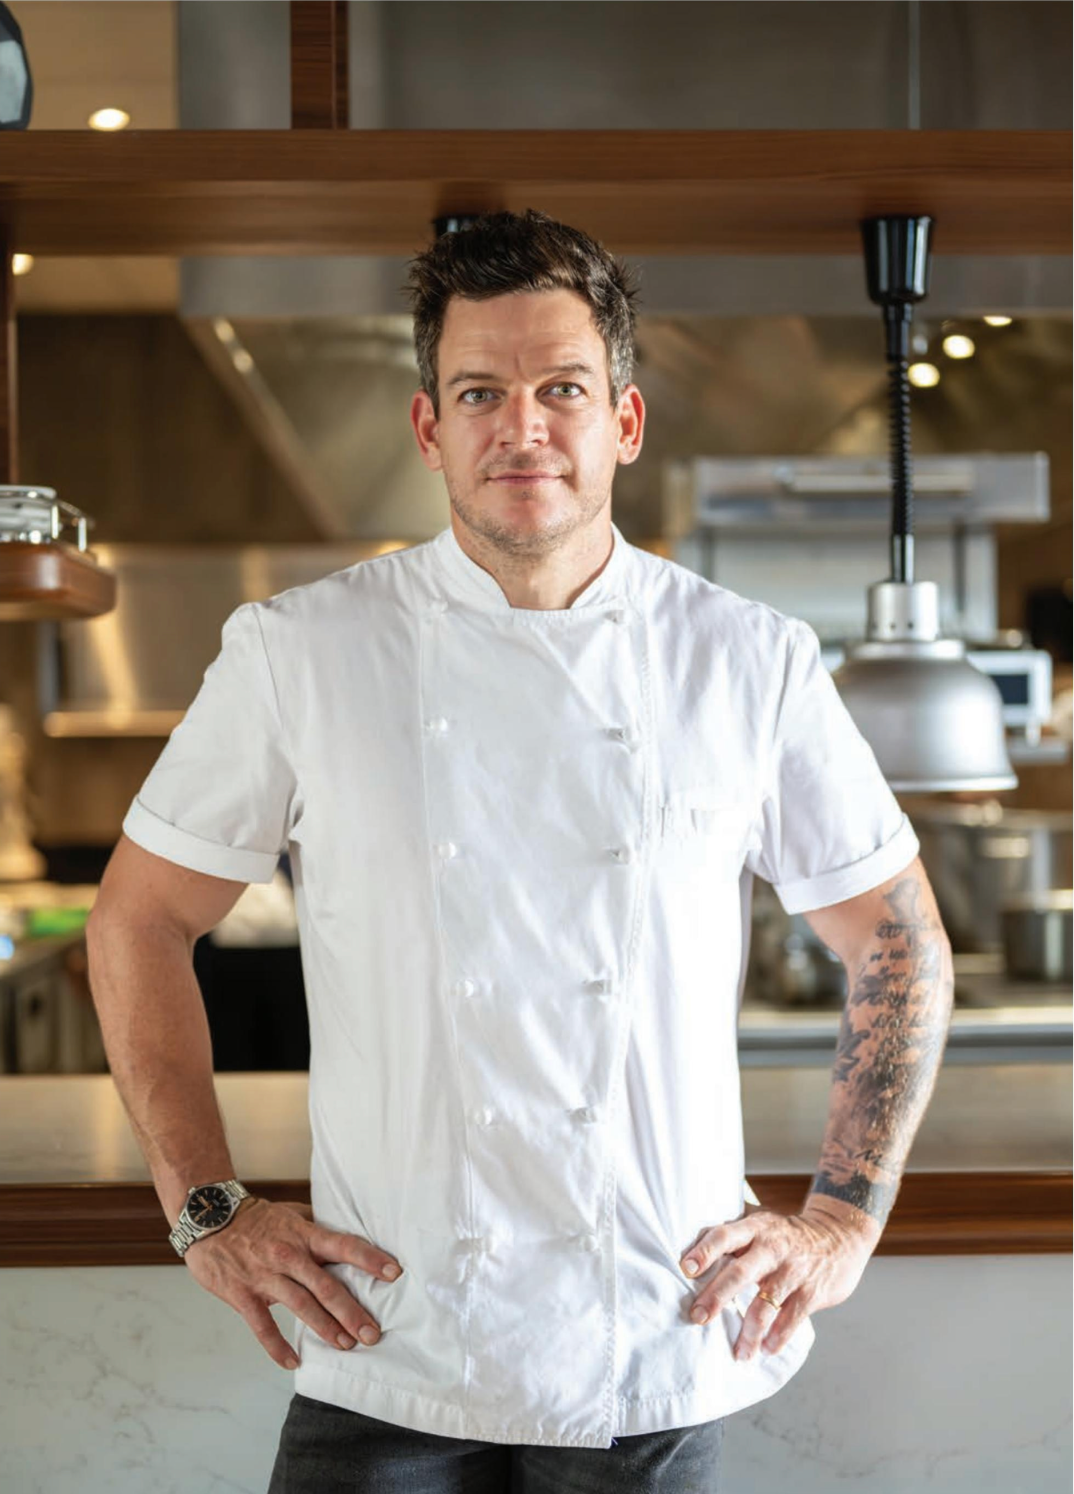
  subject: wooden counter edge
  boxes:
[0,1173,1069,1266]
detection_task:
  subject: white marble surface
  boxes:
[0,1256,1069,1492]
[0,1062,1070,1185]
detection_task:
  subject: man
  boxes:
[87,208,954,1492]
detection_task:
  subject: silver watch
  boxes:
[169,1179,251,1258]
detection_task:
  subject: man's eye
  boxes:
[458,383,582,405]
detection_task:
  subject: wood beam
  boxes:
[0,132,1069,258]
[291,1,349,130]
[0,229,16,484]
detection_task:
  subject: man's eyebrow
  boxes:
[444,362,598,390]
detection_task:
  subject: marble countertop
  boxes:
[1,1061,1070,1187]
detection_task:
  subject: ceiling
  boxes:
[13,0,178,311]
[6,1,1069,545]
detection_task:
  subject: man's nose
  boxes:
[496,390,552,441]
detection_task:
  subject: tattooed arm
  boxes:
[797,856,955,1245]
[676,856,953,1361]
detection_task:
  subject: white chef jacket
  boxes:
[122,520,919,1449]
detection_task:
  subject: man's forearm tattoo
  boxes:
[808,875,954,1231]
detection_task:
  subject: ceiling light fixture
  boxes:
[942,333,976,359]
[11,253,33,276]
[907,361,940,388]
[831,216,1017,793]
[88,106,130,132]
[983,315,1013,327]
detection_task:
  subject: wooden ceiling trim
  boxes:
[0,131,1069,257]
[290,0,349,130]
[0,232,16,485]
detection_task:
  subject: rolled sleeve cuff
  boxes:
[122,798,280,885]
[771,813,920,915]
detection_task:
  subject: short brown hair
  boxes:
[402,208,642,420]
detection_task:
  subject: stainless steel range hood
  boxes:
[37,541,403,738]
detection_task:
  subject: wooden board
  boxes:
[0,131,1069,257]
[1,1172,1069,1266]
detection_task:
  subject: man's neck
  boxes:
[450,516,615,611]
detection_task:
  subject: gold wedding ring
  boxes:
[755,1289,783,1310]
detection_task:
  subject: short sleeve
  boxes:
[745,618,920,914]
[121,603,299,884]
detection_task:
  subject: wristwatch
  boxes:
[169,1179,252,1258]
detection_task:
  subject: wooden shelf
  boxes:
[2,1173,1069,1266]
[0,130,1069,257]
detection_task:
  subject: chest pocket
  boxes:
[658,791,754,878]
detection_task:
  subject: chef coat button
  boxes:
[472,1106,495,1127]
[607,607,627,625]
[608,725,640,750]
[575,1105,600,1124]
[426,599,449,618]
[585,977,614,999]
[608,845,633,864]
[579,1232,601,1252]
[451,977,478,999]
[435,841,459,861]
[425,716,450,735]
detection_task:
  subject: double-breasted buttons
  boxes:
[574,1105,601,1125]
[435,840,459,861]
[425,715,451,735]
[578,1232,601,1252]
[471,1105,496,1127]
[607,725,640,750]
[585,976,615,999]
[608,845,633,864]
[451,977,478,999]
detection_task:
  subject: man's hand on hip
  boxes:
[678,1195,881,1361]
[183,1198,404,1370]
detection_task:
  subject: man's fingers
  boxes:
[268,1275,381,1351]
[761,1294,811,1358]
[679,1216,757,1276]
[308,1224,403,1283]
[290,1257,388,1347]
[687,1243,787,1325]
[731,1285,791,1361]
[238,1297,300,1371]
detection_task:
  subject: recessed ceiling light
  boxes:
[908,361,940,388]
[983,315,1013,327]
[88,107,131,132]
[11,254,33,276]
[942,334,975,360]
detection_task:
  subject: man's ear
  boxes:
[410,388,443,473]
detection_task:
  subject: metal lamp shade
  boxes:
[833,639,1018,792]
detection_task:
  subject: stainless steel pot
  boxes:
[1000,890,1073,982]
[908,801,1073,952]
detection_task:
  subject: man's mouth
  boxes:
[491,475,562,484]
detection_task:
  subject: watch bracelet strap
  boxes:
[169,1179,251,1257]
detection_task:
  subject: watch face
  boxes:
[187,1185,233,1230]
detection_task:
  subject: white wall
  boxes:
[1,1255,1070,1492]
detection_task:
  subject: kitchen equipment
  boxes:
[909,801,1073,952]
[1000,891,1073,983]
[830,215,1016,793]
[0,487,116,621]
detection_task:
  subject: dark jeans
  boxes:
[268,1392,725,1493]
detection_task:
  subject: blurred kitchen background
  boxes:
[0,0,1071,1075]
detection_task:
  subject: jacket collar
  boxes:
[433,518,631,614]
